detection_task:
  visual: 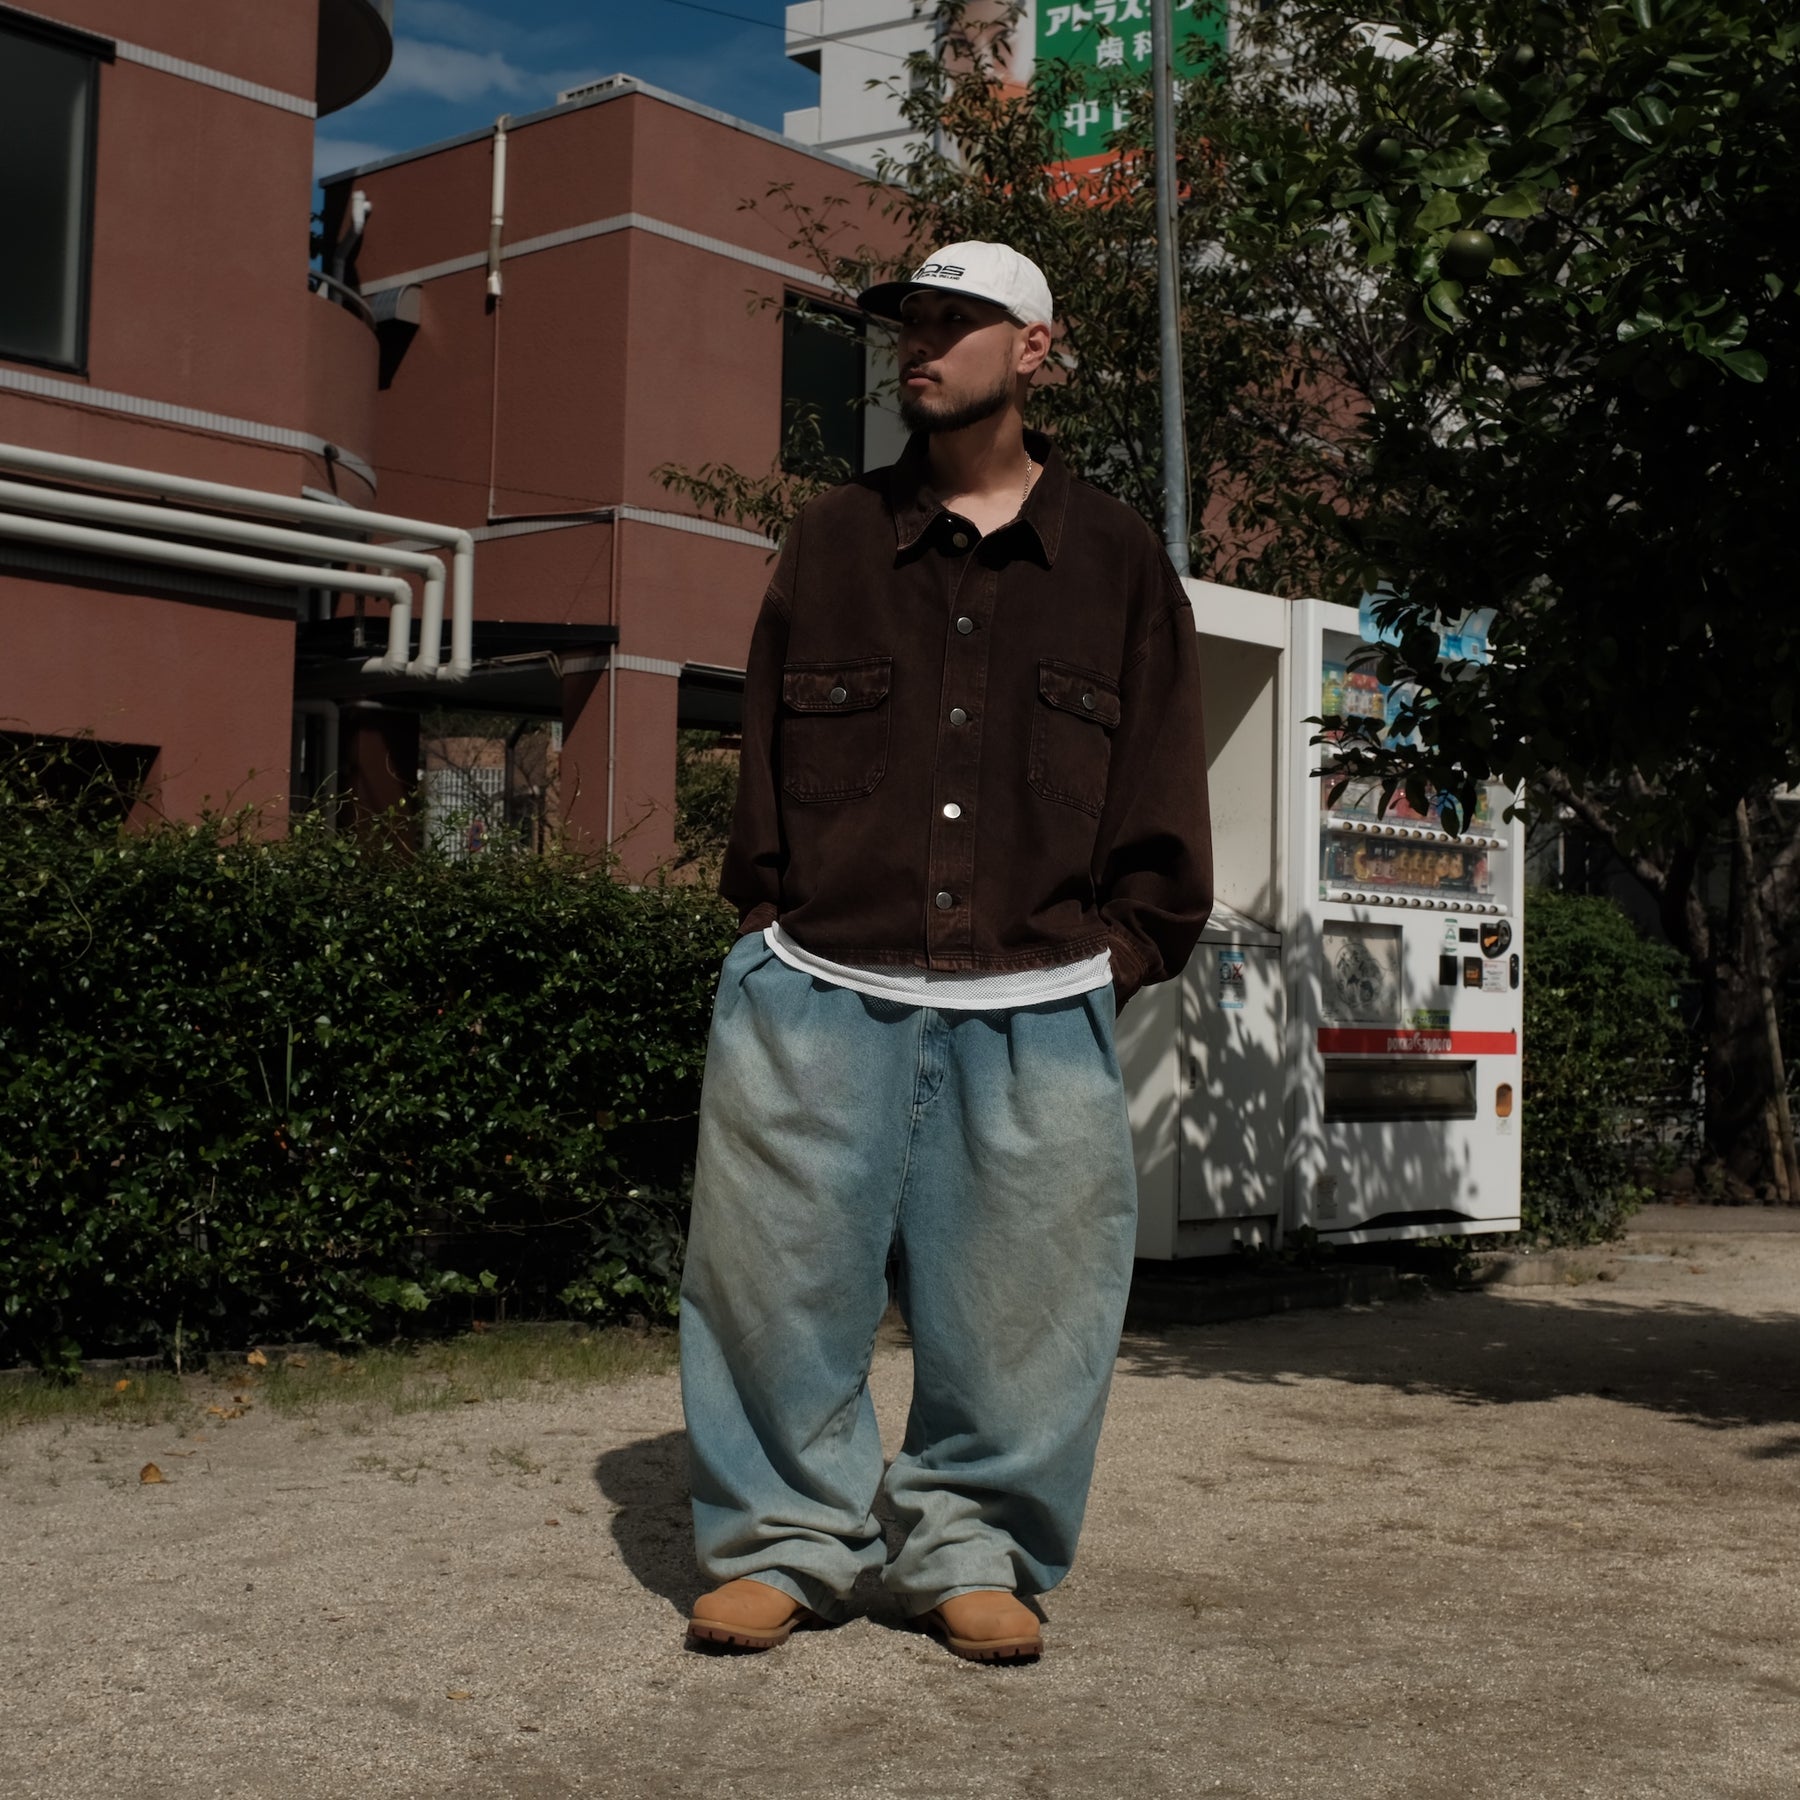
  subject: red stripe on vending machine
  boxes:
[1316,1028,1518,1056]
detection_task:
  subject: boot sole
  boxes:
[920,1613,1043,1663]
[685,1610,820,1653]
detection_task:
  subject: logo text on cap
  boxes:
[913,262,966,279]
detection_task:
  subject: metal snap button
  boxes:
[942,802,962,820]
[934,890,955,910]
[949,707,968,725]
[829,684,847,704]
[951,531,971,551]
[955,616,974,635]
[1081,691,1096,710]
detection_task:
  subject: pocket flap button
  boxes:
[829,685,847,704]
[1081,691,1096,710]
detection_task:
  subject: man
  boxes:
[679,242,1211,1662]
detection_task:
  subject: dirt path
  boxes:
[4,1214,1798,1799]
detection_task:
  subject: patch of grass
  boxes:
[488,1443,545,1477]
[0,1370,189,1433]
[350,1449,451,1485]
[255,1325,677,1423]
[0,1325,676,1433]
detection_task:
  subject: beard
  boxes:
[898,363,1014,435]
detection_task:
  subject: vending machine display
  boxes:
[1317,638,1509,917]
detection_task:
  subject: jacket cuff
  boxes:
[1106,929,1151,1013]
[736,901,778,939]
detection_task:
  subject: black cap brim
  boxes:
[856,279,922,321]
[855,278,1021,323]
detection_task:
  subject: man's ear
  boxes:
[1016,319,1053,378]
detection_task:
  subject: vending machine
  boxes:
[1123,587,1524,1256]
[1287,597,1523,1243]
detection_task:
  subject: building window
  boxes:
[0,9,110,371]
[781,296,865,476]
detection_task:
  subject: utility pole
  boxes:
[1150,0,1190,575]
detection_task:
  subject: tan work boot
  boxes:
[686,1577,819,1651]
[920,1590,1043,1663]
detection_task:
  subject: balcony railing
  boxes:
[308,268,375,329]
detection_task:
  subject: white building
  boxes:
[782,1,1241,172]
[782,0,1042,170]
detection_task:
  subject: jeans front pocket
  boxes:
[1027,659,1119,816]
[780,656,893,802]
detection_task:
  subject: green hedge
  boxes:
[0,755,735,1373]
[1522,887,1687,1244]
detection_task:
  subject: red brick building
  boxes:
[1,5,896,870]
[320,78,900,872]
[0,0,396,823]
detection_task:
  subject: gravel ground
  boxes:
[4,1209,1798,1800]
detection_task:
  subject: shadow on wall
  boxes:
[1117,1288,1800,1448]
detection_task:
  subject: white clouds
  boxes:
[313,135,394,179]
[379,38,540,104]
[404,0,588,56]
[401,0,505,49]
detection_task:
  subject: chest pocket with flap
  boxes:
[1027,658,1120,816]
[780,656,893,802]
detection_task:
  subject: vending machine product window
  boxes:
[1324,1059,1479,1122]
[1317,630,1511,915]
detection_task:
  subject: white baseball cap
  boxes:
[857,241,1054,327]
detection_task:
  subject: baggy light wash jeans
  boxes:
[678,930,1139,1620]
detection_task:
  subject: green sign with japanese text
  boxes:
[1035,0,1228,163]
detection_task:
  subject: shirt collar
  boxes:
[888,427,1069,565]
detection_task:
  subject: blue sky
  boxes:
[314,0,818,179]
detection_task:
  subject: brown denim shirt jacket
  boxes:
[719,429,1213,1010]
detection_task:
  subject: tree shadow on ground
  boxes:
[1116,1287,1800,1444]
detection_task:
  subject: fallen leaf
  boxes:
[139,1463,166,1484]
[206,1405,228,1417]
[544,1517,560,1527]
[114,1378,132,1392]
[517,1723,540,1733]
[286,1355,308,1370]
[447,1689,473,1701]
[246,1349,268,1368]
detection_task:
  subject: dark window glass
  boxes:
[781,299,864,475]
[0,23,99,368]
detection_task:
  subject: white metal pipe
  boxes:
[0,443,476,679]
[0,476,443,677]
[0,511,413,673]
[486,116,508,299]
